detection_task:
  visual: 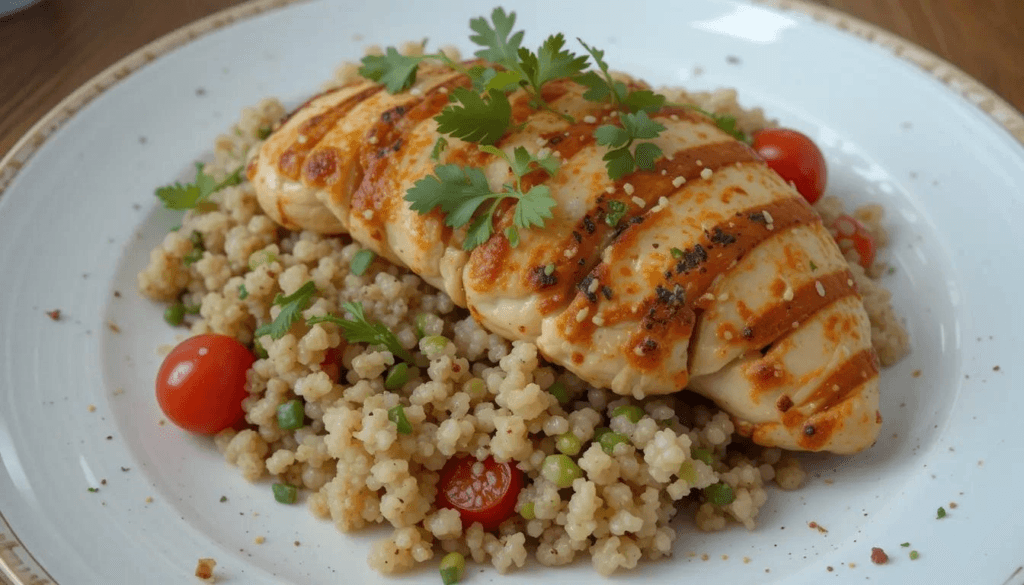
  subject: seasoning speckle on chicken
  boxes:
[247,36,895,455]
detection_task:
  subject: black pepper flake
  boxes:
[391,138,403,153]
[804,425,816,436]
[531,265,558,288]
[380,105,406,123]
[629,215,645,225]
[582,215,596,234]
[741,327,753,339]
[674,244,708,274]
[748,211,766,224]
[577,275,598,303]
[578,258,586,266]
[572,231,582,243]
[709,227,736,246]
[642,338,658,351]
[601,286,613,300]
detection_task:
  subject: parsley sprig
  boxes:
[307,301,413,362]
[156,163,244,210]
[358,44,479,94]
[254,281,317,340]
[594,111,667,179]
[575,40,665,113]
[405,146,558,250]
[434,88,512,145]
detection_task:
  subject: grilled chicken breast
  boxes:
[248,64,883,454]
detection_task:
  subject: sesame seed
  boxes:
[438,87,448,94]
[623,183,635,195]
[362,210,374,220]
[717,292,730,301]
[592,316,605,326]
[588,279,600,294]
[631,196,645,207]
[782,284,794,302]
[847,278,854,286]
[576,308,589,322]
[633,346,645,356]
[606,186,616,194]
[700,292,715,302]
[583,115,597,124]
[535,137,547,146]
[659,196,669,207]
[409,87,423,96]
[537,147,551,158]
[665,154,675,161]
[670,114,680,121]
[723,331,734,340]
[815,281,826,297]
[792,321,800,328]
[368,136,379,145]
[762,210,774,224]
[701,168,713,180]
[296,135,308,144]
[563,248,575,258]
[661,169,667,175]
[672,176,686,188]
[696,160,703,166]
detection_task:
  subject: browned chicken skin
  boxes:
[248,62,882,454]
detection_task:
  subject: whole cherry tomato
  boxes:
[752,128,827,204]
[156,334,254,434]
[436,455,524,532]
[831,214,876,270]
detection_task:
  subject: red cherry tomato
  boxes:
[831,215,876,270]
[752,128,827,204]
[320,345,345,382]
[156,334,254,435]
[436,455,524,532]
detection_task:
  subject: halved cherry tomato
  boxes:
[831,215,876,270]
[752,128,827,204]
[156,334,254,435]
[436,455,524,532]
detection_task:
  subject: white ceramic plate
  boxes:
[2,1,1023,583]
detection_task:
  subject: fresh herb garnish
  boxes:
[238,284,249,300]
[671,247,684,259]
[387,404,413,434]
[686,105,749,143]
[594,110,666,179]
[350,249,376,276]
[575,39,666,113]
[257,126,272,140]
[272,482,298,504]
[605,200,628,227]
[429,136,449,161]
[469,7,524,69]
[936,506,946,519]
[406,146,558,250]
[254,281,317,341]
[307,301,413,362]
[156,163,244,210]
[434,88,512,145]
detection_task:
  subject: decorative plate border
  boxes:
[0,0,1022,583]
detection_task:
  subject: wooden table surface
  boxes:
[2,0,1023,160]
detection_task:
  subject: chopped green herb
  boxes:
[909,550,919,560]
[219,495,228,503]
[594,111,666,179]
[671,247,684,259]
[253,337,268,359]
[350,249,376,276]
[555,432,582,456]
[543,263,555,276]
[414,313,430,339]
[358,46,426,94]
[604,199,628,227]
[385,362,409,390]
[430,136,449,161]
[184,303,201,315]
[546,381,569,403]
[704,482,735,506]
[434,88,513,145]
[277,399,304,430]
[87,487,99,493]
[678,460,697,484]
[257,126,272,140]
[308,301,413,362]
[248,249,278,270]
[238,284,249,300]
[254,281,317,341]
[421,335,449,358]
[439,551,466,585]
[901,542,910,547]
[610,405,644,423]
[182,248,203,266]
[469,8,524,70]
[164,302,186,326]
[272,482,298,504]
[388,404,413,434]
[809,260,818,271]
[691,447,714,466]
[575,39,666,113]
[936,507,946,519]
[686,105,749,143]
[156,163,244,210]
[406,146,558,251]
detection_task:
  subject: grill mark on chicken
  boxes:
[277,84,384,180]
[800,348,879,412]
[728,269,858,358]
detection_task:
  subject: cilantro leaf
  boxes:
[594,111,666,179]
[405,164,493,223]
[307,301,413,362]
[575,70,614,102]
[469,7,524,69]
[434,87,512,145]
[622,89,666,114]
[687,105,750,143]
[519,34,589,95]
[576,39,665,113]
[359,47,423,94]
[430,136,449,161]
[254,281,317,340]
[513,185,556,229]
[156,163,243,210]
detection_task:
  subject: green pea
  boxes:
[691,448,714,466]
[388,405,412,434]
[546,381,569,404]
[272,482,297,504]
[420,335,448,358]
[384,363,409,390]
[439,552,465,585]
[349,249,376,276]
[540,454,583,488]
[610,405,644,423]
[276,400,304,430]
[248,249,278,270]
[465,378,487,398]
[257,126,272,140]
[163,302,186,326]
[414,313,430,338]
[678,461,697,484]
[598,430,628,455]
[519,502,535,520]
[704,482,735,506]
[555,432,582,456]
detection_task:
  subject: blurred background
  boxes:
[1,0,1022,158]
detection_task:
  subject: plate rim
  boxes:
[0,0,1022,583]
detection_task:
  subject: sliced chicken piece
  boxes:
[250,66,886,453]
